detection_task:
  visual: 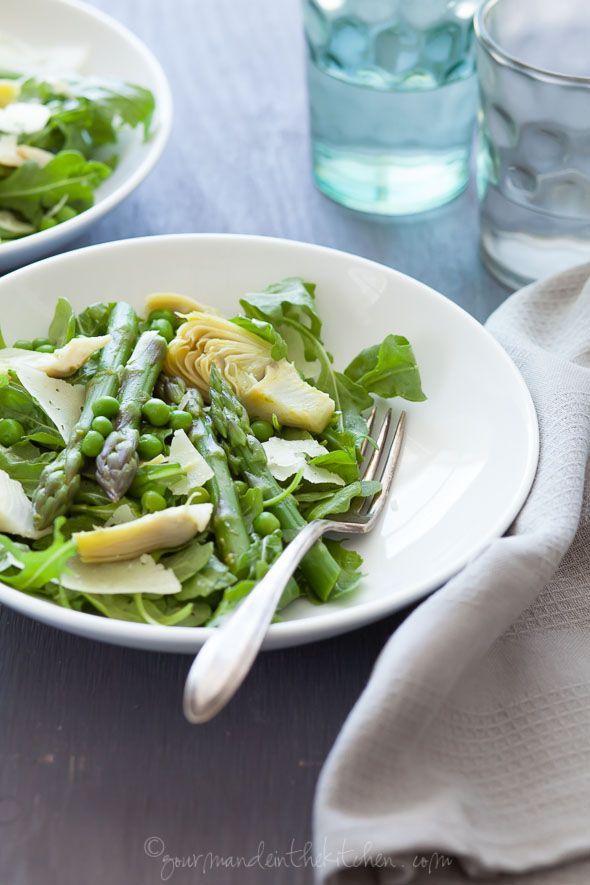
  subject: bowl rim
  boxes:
[0,0,173,262]
[0,233,540,652]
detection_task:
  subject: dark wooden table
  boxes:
[0,1,507,882]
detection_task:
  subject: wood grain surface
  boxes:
[0,1,507,883]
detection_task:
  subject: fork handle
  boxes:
[183,518,332,723]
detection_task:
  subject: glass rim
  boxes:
[474,0,590,86]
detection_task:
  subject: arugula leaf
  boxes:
[345,334,426,402]
[230,316,287,360]
[69,498,139,525]
[305,479,381,521]
[161,540,213,583]
[325,540,364,599]
[240,277,322,337]
[0,518,76,590]
[276,576,301,611]
[238,486,264,533]
[74,479,110,507]
[0,374,63,448]
[129,462,186,499]
[209,572,299,624]
[334,371,373,440]
[0,152,110,225]
[308,449,360,485]
[0,441,56,496]
[208,579,255,625]
[80,593,210,627]
[48,297,76,347]
[176,554,236,601]
[22,76,156,156]
[59,515,100,538]
[68,303,116,383]
[76,302,114,337]
[309,449,359,483]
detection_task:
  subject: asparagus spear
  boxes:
[33,302,139,529]
[208,366,342,600]
[96,330,167,501]
[157,374,250,573]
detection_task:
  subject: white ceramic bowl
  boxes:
[0,235,539,652]
[0,0,172,273]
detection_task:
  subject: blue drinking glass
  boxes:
[304,0,480,215]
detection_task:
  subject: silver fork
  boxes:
[183,409,406,724]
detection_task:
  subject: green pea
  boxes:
[0,418,24,446]
[251,420,274,442]
[138,433,164,460]
[189,487,210,504]
[33,337,51,349]
[13,339,33,350]
[234,480,248,497]
[148,309,178,328]
[253,511,280,536]
[92,396,120,419]
[36,343,55,353]
[149,318,175,342]
[91,415,113,436]
[81,430,105,458]
[129,477,150,499]
[141,398,171,427]
[55,206,77,223]
[141,490,167,513]
[169,409,192,431]
[39,217,57,231]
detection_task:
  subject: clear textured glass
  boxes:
[476,0,590,288]
[304,0,480,215]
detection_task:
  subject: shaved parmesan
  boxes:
[262,437,345,486]
[16,144,54,167]
[14,366,83,442]
[0,210,34,235]
[0,335,109,378]
[0,469,47,539]
[0,102,51,135]
[0,134,18,165]
[168,429,213,494]
[0,134,53,168]
[104,504,137,527]
[61,554,181,596]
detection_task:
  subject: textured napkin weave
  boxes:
[313,264,590,884]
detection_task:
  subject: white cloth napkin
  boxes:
[313,264,590,884]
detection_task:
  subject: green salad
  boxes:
[0,278,424,627]
[0,50,154,242]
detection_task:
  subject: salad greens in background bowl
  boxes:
[0,0,172,272]
[0,234,539,652]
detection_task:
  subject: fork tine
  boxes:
[360,405,377,459]
[365,411,406,524]
[362,408,392,483]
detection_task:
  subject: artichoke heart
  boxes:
[74,503,213,563]
[145,292,218,317]
[166,313,335,433]
[245,360,334,433]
